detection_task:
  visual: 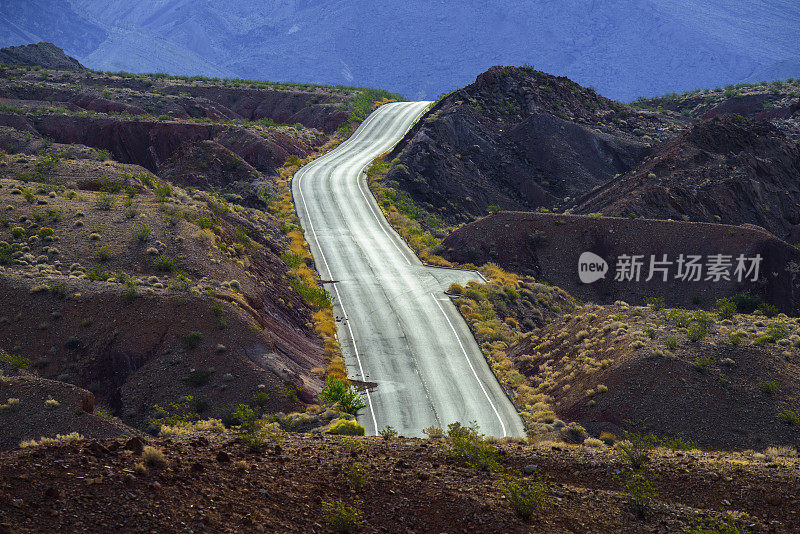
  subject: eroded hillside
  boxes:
[0,62,401,445]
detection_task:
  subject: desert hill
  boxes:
[0,42,84,70]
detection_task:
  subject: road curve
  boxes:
[293,102,525,438]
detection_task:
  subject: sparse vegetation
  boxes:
[142,446,167,468]
[322,499,364,533]
[444,421,501,471]
[319,377,367,415]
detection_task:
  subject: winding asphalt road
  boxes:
[293,102,525,438]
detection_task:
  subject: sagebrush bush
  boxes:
[327,419,365,436]
[500,473,548,520]
[142,446,167,468]
[444,422,500,471]
[322,500,364,533]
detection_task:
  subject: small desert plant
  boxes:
[20,432,83,448]
[378,426,398,440]
[95,245,114,262]
[617,465,659,519]
[758,378,778,395]
[778,409,799,426]
[714,298,737,319]
[691,513,742,534]
[692,356,713,372]
[95,192,116,210]
[322,500,364,533]
[726,330,746,345]
[343,461,366,490]
[133,222,151,242]
[499,473,548,520]
[153,181,172,201]
[599,431,617,445]
[645,297,665,310]
[616,432,654,470]
[180,331,203,349]
[142,446,167,468]
[444,421,501,471]
[319,377,367,415]
[0,352,31,369]
[764,445,797,458]
[153,254,176,272]
[756,323,789,345]
[327,419,365,436]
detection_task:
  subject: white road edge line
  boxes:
[432,292,507,437]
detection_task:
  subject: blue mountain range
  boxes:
[1,0,798,100]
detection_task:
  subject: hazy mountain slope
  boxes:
[1,0,798,100]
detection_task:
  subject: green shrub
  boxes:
[692,356,713,372]
[778,409,799,426]
[759,302,779,318]
[121,284,138,303]
[86,265,110,281]
[686,322,707,342]
[221,404,258,430]
[153,181,172,201]
[665,309,691,327]
[0,352,31,369]
[133,223,151,242]
[758,379,778,395]
[646,297,665,310]
[714,298,737,319]
[343,460,366,490]
[691,514,742,534]
[322,500,364,533]
[320,378,367,415]
[37,227,54,239]
[617,465,659,519]
[11,227,24,239]
[153,254,176,272]
[95,245,114,262]
[616,432,654,470]
[444,422,500,471]
[49,282,67,298]
[755,323,789,345]
[378,426,398,440]
[500,473,548,520]
[328,419,365,436]
[95,192,116,210]
[726,331,745,345]
[180,331,203,349]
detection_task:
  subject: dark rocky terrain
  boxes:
[576,115,800,238]
[0,43,85,70]
[1,432,798,533]
[385,66,679,224]
[385,67,800,236]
